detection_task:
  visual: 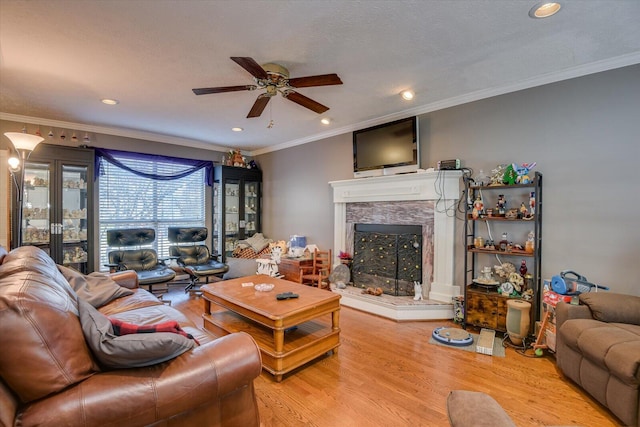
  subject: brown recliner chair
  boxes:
[106,228,176,295]
[168,227,229,293]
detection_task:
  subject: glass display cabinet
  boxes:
[11,144,94,272]
[213,165,261,261]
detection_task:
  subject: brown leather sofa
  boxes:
[556,292,640,426]
[0,245,262,427]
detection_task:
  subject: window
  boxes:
[98,154,206,270]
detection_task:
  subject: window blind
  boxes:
[98,155,205,270]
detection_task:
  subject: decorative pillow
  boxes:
[58,265,134,307]
[244,233,272,253]
[78,299,195,369]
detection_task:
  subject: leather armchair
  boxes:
[168,227,228,293]
[107,228,176,294]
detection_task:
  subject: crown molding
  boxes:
[0,112,230,153]
[253,51,640,156]
[3,51,639,158]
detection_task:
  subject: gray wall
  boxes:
[3,64,638,296]
[257,64,640,296]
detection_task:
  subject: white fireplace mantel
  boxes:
[330,171,462,308]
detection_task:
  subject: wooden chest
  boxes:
[278,257,313,283]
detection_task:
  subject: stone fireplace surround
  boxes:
[330,171,462,320]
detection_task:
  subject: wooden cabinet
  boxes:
[11,144,94,272]
[278,257,313,282]
[463,172,542,334]
[213,166,261,262]
[465,288,509,331]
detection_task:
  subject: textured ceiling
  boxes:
[1,0,639,154]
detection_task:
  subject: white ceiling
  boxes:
[1,1,639,155]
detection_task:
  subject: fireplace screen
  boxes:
[352,224,422,296]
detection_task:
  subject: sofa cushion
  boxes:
[79,299,195,369]
[58,265,134,307]
[98,288,163,316]
[0,247,99,403]
[580,292,640,325]
[560,319,640,385]
[223,258,259,279]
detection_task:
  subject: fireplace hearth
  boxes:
[330,171,462,320]
[352,224,422,296]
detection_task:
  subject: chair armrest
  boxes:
[104,263,124,273]
[17,332,262,426]
[555,301,592,330]
[108,270,139,289]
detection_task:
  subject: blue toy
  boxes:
[512,162,536,184]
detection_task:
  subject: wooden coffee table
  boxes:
[201,274,341,382]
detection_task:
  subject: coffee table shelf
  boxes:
[201,274,341,381]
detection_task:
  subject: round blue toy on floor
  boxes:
[432,326,474,347]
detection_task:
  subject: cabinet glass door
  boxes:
[224,179,240,256]
[213,181,220,257]
[61,165,89,270]
[244,180,259,237]
[22,163,51,253]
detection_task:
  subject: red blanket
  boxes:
[109,318,200,345]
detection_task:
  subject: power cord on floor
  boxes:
[502,334,539,357]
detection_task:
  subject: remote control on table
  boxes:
[276,292,299,300]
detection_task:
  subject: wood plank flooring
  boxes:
[166,288,622,427]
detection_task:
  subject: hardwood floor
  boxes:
[166,288,622,427]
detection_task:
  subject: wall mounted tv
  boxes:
[353,116,419,178]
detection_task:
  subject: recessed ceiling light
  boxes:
[231,127,243,132]
[101,98,119,105]
[320,118,331,125]
[401,90,415,101]
[529,2,561,18]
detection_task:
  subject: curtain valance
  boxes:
[94,148,213,186]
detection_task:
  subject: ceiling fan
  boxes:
[192,57,343,118]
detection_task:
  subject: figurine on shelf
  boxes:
[525,230,535,253]
[496,194,506,215]
[499,232,509,251]
[502,164,518,185]
[490,164,507,186]
[520,260,528,277]
[513,162,536,184]
[529,191,536,216]
[472,195,484,219]
[519,202,528,218]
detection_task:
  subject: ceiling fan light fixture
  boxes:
[101,98,120,105]
[401,90,415,101]
[529,2,561,18]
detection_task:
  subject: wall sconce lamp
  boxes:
[4,132,45,248]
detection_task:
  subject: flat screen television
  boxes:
[353,116,419,178]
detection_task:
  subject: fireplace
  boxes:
[330,171,462,320]
[352,223,423,296]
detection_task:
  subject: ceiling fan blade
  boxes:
[231,57,268,80]
[283,90,329,114]
[247,95,271,118]
[288,73,343,88]
[192,85,256,95]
